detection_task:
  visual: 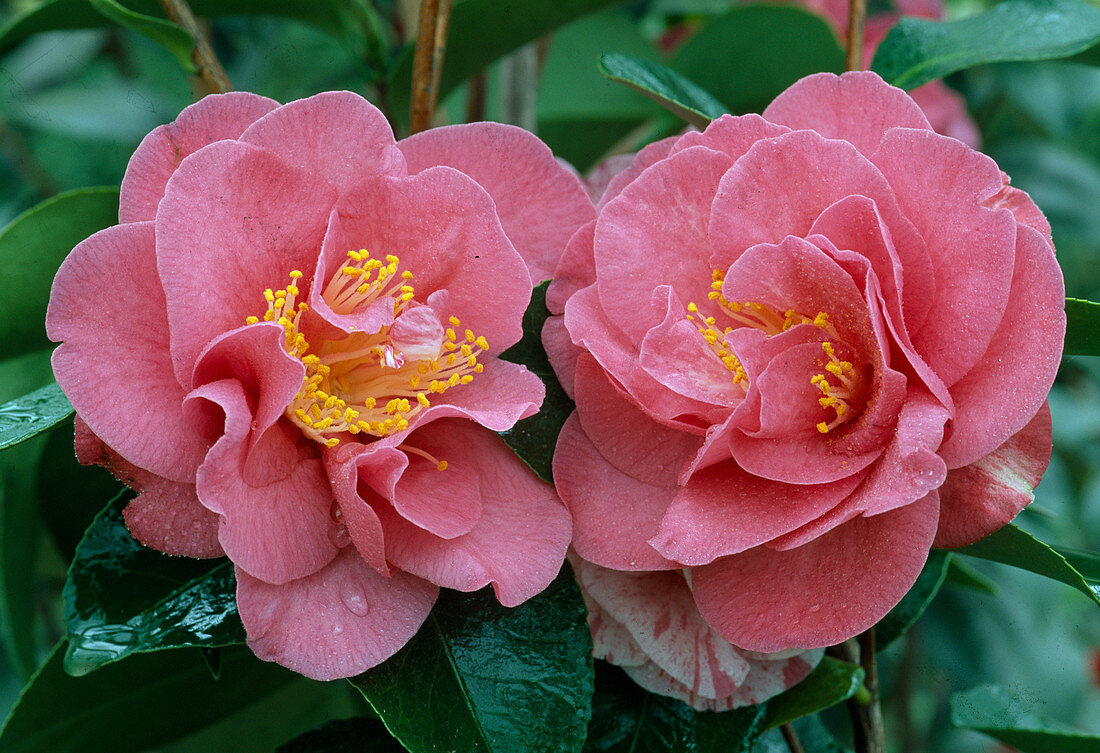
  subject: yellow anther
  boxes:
[325,437,340,448]
[417,363,429,374]
[475,336,489,349]
[813,312,829,328]
[437,460,448,471]
[245,316,259,325]
[410,375,421,388]
[289,270,303,279]
[460,375,473,384]
[263,310,275,321]
[385,255,399,265]
[687,302,699,313]
[344,408,360,422]
[465,329,475,343]
[417,393,430,408]
[467,355,477,368]
[448,374,461,387]
[286,285,299,296]
[817,422,829,434]
[446,328,456,341]
[364,397,376,409]
[446,354,456,366]
[449,316,461,326]
[264,289,275,302]
[474,364,484,373]
[444,342,457,352]
[402,270,413,280]
[343,266,362,276]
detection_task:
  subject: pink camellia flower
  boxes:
[545,71,1064,656]
[48,91,593,680]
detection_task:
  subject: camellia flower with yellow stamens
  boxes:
[47,90,593,680]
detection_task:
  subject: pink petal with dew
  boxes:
[546,220,596,315]
[937,224,1063,468]
[554,414,681,571]
[652,460,864,566]
[239,91,404,192]
[315,168,530,353]
[324,441,393,575]
[399,122,594,283]
[583,153,635,203]
[415,356,544,433]
[985,177,1051,242]
[187,379,337,584]
[237,547,438,681]
[47,222,206,483]
[573,354,700,487]
[595,145,733,343]
[871,127,1017,385]
[670,113,790,161]
[762,72,932,155]
[542,316,580,399]
[119,92,279,223]
[377,421,570,606]
[596,136,679,211]
[934,403,1052,549]
[155,140,337,387]
[573,557,822,711]
[692,491,939,651]
[909,82,981,149]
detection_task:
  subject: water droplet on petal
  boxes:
[329,524,351,548]
[340,580,371,617]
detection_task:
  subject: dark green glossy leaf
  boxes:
[943,557,998,595]
[276,717,407,753]
[875,550,952,649]
[1053,545,1100,583]
[0,643,297,753]
[0,383,74,452]
[1065,298,1100,356]
[872,0,1100,90]
[600,52,726,128]
[954,523,1100,606]
[760,657,864,731]
[753,715,853,753]
[351,570,593,753]
[388,0,626,126]
[499,281,574,483]
[584,662,766,753]
[63,495,245,675]
[671,5,844,115]
[950,684,1100,753]
[88,0,194,72]
[0,187,119,359]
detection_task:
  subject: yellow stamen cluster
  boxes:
[812,341,857,434]
[245,250,487,455]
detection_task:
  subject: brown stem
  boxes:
[465,70,487,123]
[156,0,231,95]
[847,628,886,753]
[781,723,807,753]
[409,0,453,134]
[845,0,868,71]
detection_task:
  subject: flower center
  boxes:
[246,249,487,450]
[687,269,862,434]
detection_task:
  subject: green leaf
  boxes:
[276,718,407,753]
[583,663,767,753]
[1052,544,1100,583]
[63,495,245,676]
[760,657,864,731]
[954,523,1100,606]
[950,684,1100,753]
[874,550,952,649]
[600,52,727,128]
[0,187,119,359]
[351,570,593,753]
[1065,298,1100,356]
[388,0,626,125]
[88,0,195,72]
[0,643,298,753]
[943,557,998,595]
[872,0,1100,90]
[0,383,74,452]
[671,5,844,115]
[499,281,574,483]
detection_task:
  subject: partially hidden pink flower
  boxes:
[48,91,594,680]
[546,71,1064,656]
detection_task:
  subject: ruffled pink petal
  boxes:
[870,128,1017,385]
[237,547,438,681]
[937,224,1064,468]
[652,461,864,566]
[415,356,543,432]
[377,421,570,606]
[691,491,939,651]
[238,91,404,193]
[762,72,932,154]
[119,92,279,223]
[315,168,530,353]
[542,316,580,399]
[399,122,595,283]
[583,153,635,203]
[324,442,393,575]
[155,140,337,386]
[934,403,1051,548]
[669,113,790,161]
[553,414,680,571]
[908,81,981,149]
[47,222,206,483]
[985,178,1052,242]
[187,379,337,584]
[596,136,679,211]
[595,145,733,343]
[546,220,596,315]
[123,477,223,558]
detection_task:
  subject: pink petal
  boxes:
[119,92,279,223]
[399,122,595,282]
[237,547,438,681]
[123,477,223,558]
[546,220,596,315]
[583,153,635,203]
[984,178,1052,242]
[762,72,932,154]
[669,113,790,161]
[691,491,939,651]
[238,91,404,193]
[416,356,544,432]
[553,414,680,571]
[324,442,393,575]
[155,140,337,386]
[187,379,338,584]
[542,316,580,399]
[377,421,571,606]
[870,128,1017,385]
[934,403,1052,548]
[653,461,864,566]
[596,136,680,211]
[937,224,1064,468]
[908,81,981,149]
[47,222,206,483]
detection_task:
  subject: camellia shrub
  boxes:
[0,0,1097,752]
